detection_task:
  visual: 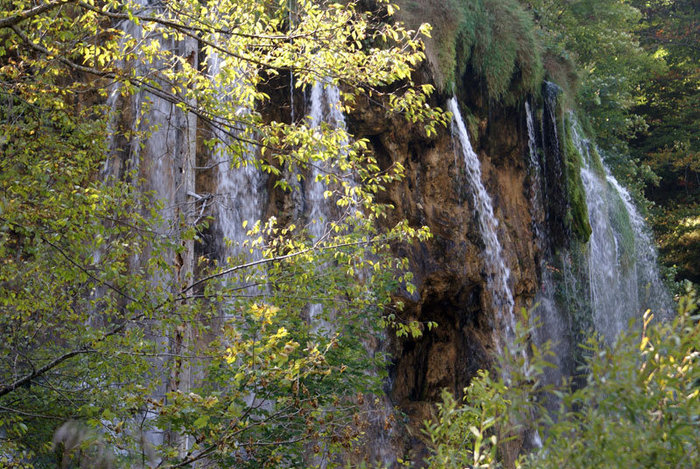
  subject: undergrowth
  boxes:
[423,287,699,468]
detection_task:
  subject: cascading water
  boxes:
[99,0,199,455]
[525,101,544,237]
[569,117,672,341]
[540,83,569,247]
[308,80,397,467]
[207,53,263,264]
[305,80,349,331]
[605,174,673,319]
[448,97,517,356]
[526,102,573,389]
[523,94,673,446]
[308,80,347,243]
[451,96,543,449]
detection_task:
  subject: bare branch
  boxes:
[0,348,92,398]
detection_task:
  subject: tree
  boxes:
[526,0,663,150]
[0,0,444,466]
[628,0,699,283]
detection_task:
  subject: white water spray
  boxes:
[572,118,672,341]
[207,53,263,258]
[605,174,673,319]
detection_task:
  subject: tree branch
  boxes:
[0,0,75,29]
[179,237,377,295]
[0,348,92,398]
[0,315,139,399]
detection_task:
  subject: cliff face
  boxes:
[101,7,665,463]
[342,77,541,459]
[186,67,542,462]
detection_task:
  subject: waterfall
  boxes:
[448,97,516,356]
[207,53,263,262]
[98,0,199,454]
[540,82,569,247]
[308,80,347,243]
[305,80,349,330]
[605,175,673,319]
[288,0,295,123]
[308,81,397,467]
[571,119,672,341]
[307,81,335,327]
[526,102,573,388]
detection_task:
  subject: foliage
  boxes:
[423,310,555,469]
[627,0,699,283]
[651,200,700,285]
[0,0,442,466]
[630,0,698,162]
[423,374,505,468]
[527,0,663,150]
[397,0,543,102]
[529,287,700,468]
[423,288,700,468]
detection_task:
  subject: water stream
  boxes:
[306,80,347,329]
[604,173,673,320]
[572,121,673,340]
[308,80,347,243]
[448,97,517,357]
[207,53,263,263]
[102,0,198,453]
[526,102,572,389]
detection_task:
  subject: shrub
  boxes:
[423,287,699,468]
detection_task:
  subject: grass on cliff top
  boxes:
[396,0,543,104]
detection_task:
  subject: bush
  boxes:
[423,287,700,468]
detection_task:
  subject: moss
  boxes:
[396,0,471,89]
[472,0,543,103]
[588,144,606,177]
[608,182,637,273]
[464,108,480,145]
[563,120,592,242]
[396,0,543,102]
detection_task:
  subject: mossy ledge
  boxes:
[563,117,593,242]
[396,0,543,103]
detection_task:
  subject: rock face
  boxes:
[342,76,541,460]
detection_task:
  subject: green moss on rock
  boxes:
[472,0,543,103]
[563,120,593,242]
[396,0,543,103]
[608,182,637,273]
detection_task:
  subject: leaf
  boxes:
[193,415,209,429]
